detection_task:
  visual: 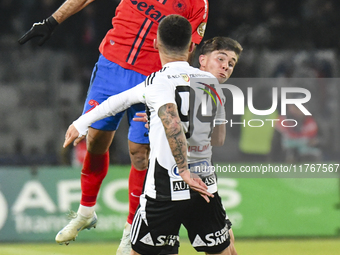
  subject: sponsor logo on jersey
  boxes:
[172,175,215,192]
[197,22,207,37]
[130,0,166,22]
[189,73,210,78]
[85,99,100,113]
[202,175,216,186]
[167,74,180,79]
[170,164,180,178]
[188,144,209,152]
[168,74,209,80]
[189,160,210,173]
[173,180,189,191]
[156,234,179,246]
[140,232,154,246]
[171,160,210,178]
[205,224,230,246]
[172,0,187,13]
[180,73,190,82]
[192,225,229,247]
[192,234,206,247]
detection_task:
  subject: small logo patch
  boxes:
[180,73,190,82]
[192,234,206,247]
[172,0,187,13]
[197,22,207,37]
[140,233,154,246]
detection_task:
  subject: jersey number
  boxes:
[175,86,217,139]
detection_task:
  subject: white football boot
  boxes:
[55,211,97,245]
[116,222,132,255]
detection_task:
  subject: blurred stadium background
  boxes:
[0,0,339,254]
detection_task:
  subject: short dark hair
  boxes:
[158,14,192,55]
[200,37,243,58]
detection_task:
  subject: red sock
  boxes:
[80,151,109,207]
[127,166,147,224]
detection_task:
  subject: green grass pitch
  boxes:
[1,238,340,255]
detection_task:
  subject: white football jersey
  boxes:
[73,61,225,201]
[143,61,224,201]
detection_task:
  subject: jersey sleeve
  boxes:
[188,0,209,45]
[73,83,146,135]
[145,77,176,115]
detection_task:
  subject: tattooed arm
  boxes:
[158,103,188,174]
[158,103,213,202]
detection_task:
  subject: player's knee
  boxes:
[229,245,237,255]
[229,229,235,244]
[130,152,148,169]
[129,145,149,170]
[86,129,114,154]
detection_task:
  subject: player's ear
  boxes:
[199,54,206,68]
[189,42,195,53]
[153,38,158,50]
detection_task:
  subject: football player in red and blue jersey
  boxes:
[19,0,209,252]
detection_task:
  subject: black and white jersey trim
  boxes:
[145,72,156,86]
[131,207,143,245]
[154,159,172,200]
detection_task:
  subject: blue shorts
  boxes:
[82,54,149,144]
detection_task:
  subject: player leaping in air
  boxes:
[19,1,209,253]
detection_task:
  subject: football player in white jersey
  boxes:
[63,15,242,255]
[133,36,242,255]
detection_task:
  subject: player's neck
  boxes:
[160,54,189,66]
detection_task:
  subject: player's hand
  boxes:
[18,16,58,46]
[180,170,214,203]
[133,112,149,129]
[63,124,85,148]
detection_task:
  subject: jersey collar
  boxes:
[163,61,190,68]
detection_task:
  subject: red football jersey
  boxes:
[99,0,208,76]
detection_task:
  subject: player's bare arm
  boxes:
[18,0,96,45]
[211,124,226,146]
[159,103,187,172]
[62,84,145,149]
[52,0,96,24]
[158,103,213,202]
